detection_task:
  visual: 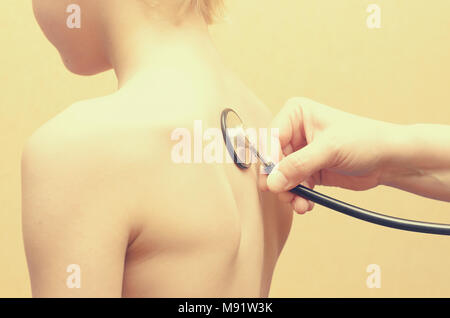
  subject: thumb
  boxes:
[267,137,332,193]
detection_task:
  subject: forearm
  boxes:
[380,123,450,201]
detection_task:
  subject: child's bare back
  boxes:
[23,0,292,297]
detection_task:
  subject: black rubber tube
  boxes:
[289,184,450,235]
[264,162,450,236]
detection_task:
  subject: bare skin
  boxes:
[22,1,292,297]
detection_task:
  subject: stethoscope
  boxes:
[221,108,450,236]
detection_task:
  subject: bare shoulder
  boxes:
[20,95,163,296]
[22,95,173,170]
[20,96,175,226]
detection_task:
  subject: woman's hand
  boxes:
[259,97,408,214]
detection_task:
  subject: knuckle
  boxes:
[286,154,303,171]
[284,97,311,111]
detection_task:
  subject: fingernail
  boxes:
[267,169,289,192]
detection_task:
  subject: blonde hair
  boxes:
[179,0,223,24]
[142,0,223,24]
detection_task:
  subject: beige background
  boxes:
[1,0,449,297]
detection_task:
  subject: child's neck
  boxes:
[103,11,223,90]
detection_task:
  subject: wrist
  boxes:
[378,123,417,186]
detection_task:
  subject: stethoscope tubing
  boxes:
[263,161,450,235]
[289,183,450,235]
[221,108,450,236]
[263,156,450,236]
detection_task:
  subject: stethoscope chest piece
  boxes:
[221,108,251,170]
